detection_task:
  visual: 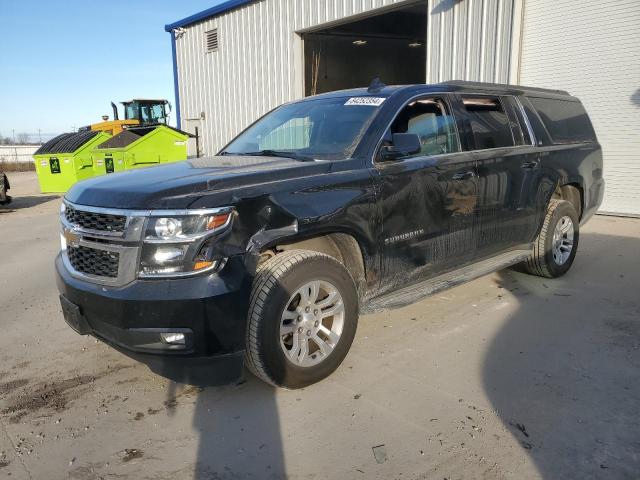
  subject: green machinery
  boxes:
[33,131,112,193]
[88,99,172,136]
[92,125,190,175]
[34,123,191,193]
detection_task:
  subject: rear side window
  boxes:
[462,96,514,149]
[528,97,596,144]
[501,96,532,146]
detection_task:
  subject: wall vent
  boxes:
[206,29,219,52]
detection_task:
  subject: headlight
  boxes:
[146,211,232,241]
[138,208,233,278]
[154,217,181,238]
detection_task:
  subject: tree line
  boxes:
[0,132,60,145]
[0,133,30,145]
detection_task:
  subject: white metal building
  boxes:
[166,0,640,216]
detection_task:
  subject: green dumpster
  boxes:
[92,125,189,175]
[34,131,111,193]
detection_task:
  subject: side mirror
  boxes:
[380,133,421,161]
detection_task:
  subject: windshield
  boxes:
[124,103,138,121]
[222,96,386,160]
[125,102,166,124]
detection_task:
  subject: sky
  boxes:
[0,0,219,140]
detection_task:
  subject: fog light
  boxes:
[160,332,186,345]
[153,247,185,263]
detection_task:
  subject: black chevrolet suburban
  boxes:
[57,81,604,389]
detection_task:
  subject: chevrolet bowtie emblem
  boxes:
[63,229,81,247]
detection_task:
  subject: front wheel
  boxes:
[522,199,580,278]
[245,250,359,389]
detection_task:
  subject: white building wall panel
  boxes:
[519,0,640,216]
[425,0,516,83]
[175,0,519,155]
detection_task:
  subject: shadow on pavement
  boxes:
[483,231,640,479]
[131,341,286,479]
[0,194,60,212]
[190,375,284,479]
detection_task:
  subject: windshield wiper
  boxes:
[222,150,316,162]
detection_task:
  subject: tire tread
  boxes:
[523,199,570,278]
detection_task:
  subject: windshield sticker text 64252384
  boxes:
[345,97,386,107]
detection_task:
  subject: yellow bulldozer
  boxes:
[86,99,171,135]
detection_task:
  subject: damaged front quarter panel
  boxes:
[191,161,382,293]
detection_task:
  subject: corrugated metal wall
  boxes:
[518,0,640,216]
[174,0,519,155]
[426,0,517,83]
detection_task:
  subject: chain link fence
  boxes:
[0,145,40,171]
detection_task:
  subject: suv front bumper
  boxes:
[55,253,252,361]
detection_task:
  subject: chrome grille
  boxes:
[61,202,144,287]
[67,245,120,278]
[65,204,127,233]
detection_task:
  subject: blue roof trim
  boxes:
[164,0,256,32]
[169,31,181,129]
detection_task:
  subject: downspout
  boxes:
[508,0,526,85]
[170,29,182,129]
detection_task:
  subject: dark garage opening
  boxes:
[302,1,427,96]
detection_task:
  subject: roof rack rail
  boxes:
[439,80,570,96]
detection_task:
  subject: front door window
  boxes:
[388,97,460,156]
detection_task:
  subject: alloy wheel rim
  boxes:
[552,215,574,265]
[279,280,345,368]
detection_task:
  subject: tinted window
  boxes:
[501,96,532,146]
[528,97,596,144]
[462,96,514,149]
[389,97,460,156]
[520,99,552,146]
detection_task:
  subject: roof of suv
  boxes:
[308,81,572,102]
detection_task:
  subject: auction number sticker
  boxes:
[345,97,386,106]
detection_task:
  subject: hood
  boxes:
[66,156,332,209]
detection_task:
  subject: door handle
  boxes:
[521,160,539,169]
[452,170,476,181]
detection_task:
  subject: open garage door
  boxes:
[302,2,427,96]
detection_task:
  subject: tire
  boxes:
[522,199,580,278]
[245,250,359,389]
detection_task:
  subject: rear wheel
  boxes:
[245,250,358,389]
[522,199,580,278]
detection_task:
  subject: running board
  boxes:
[364,249,531,313]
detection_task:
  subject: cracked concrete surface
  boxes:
[0,172,639,479]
